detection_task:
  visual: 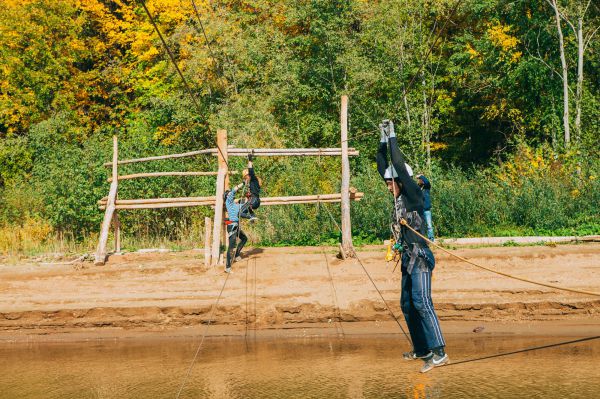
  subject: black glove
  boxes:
[248,151,254,162]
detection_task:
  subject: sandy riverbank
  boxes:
[1,244,599,342]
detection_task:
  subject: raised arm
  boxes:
[247,153,257,179]
[376,124,389,180]
[383,122,415,188]
[383,120,422,208]
[226,182,245,206]
[376,142,389,180]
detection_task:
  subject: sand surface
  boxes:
[1,243,599,341]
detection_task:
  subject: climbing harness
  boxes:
[385,238,403,262]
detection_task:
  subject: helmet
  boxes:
[384,163,413,180]
[383,165,398,180]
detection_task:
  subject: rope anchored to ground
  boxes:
[399,219,600,298]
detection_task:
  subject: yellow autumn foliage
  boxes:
[429,142,448,151]
[487,23,521,63]
[487,23,519,51]
[495,144,570,186]
[0,217,53,255]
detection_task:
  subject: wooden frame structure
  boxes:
[94,95,360,265]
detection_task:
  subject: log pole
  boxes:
[95,136,119,265]
[211,129,228,266]
[107,171,239,182]
[340,95,355,258]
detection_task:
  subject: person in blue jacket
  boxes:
[416,174,435,242]
[223,181,248,273]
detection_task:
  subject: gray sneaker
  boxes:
[224,267,232,274]
[420,353,449,373]
[234,256,242,262]
[403,351,432,361]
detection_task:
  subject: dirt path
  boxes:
[1,244,599,341]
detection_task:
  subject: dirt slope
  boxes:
[1,244,599,340]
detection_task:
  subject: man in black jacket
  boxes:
[240,153,261,221]
[376,119,448,373]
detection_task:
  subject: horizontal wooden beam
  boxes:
[104,149,215,167]
[98,196,214,205]
[99,192,364,210]
[104,147,359,166]
[224,148,359,157]
[106,202,213,210]
[107,171,238,182]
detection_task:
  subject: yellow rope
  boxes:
[399,219,600,298]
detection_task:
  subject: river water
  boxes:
[1,334,598,398]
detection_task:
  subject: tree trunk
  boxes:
[422,73,430,169]
[575,17,584,142]
[551,0,570,146]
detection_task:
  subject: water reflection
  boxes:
[0,335,598,398]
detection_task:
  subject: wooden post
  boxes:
[204,217,212,267]
[95,136,119,265]
[211,129,228,266]
[340,95,354,258]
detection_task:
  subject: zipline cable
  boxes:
[138,0,231,170]
[330,0,465,148]
[175,272,231,399]
[399,219,600,298]
[443,335,600,367]
[404,0,463,95]
[321,248,345,337]
[175,159,248,398]
[189,0,239,91]
[317,203,345,337]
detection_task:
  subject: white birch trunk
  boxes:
[551,0,570,146]
[575,17,584,142]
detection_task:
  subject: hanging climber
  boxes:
[240,152,261,222]
[376,119,448,373]
[224,181,248,273]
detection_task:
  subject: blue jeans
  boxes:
[400,251,445,355]
[424,210,434,241]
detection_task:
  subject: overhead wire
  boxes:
[316,202,345,338]
[336,0,464,148]
[404,0,463,95]
[320,202,413,346]
[137,0,231,170]
[443,335,600,367]
[175,272,231,399]
[189,0,239,92]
